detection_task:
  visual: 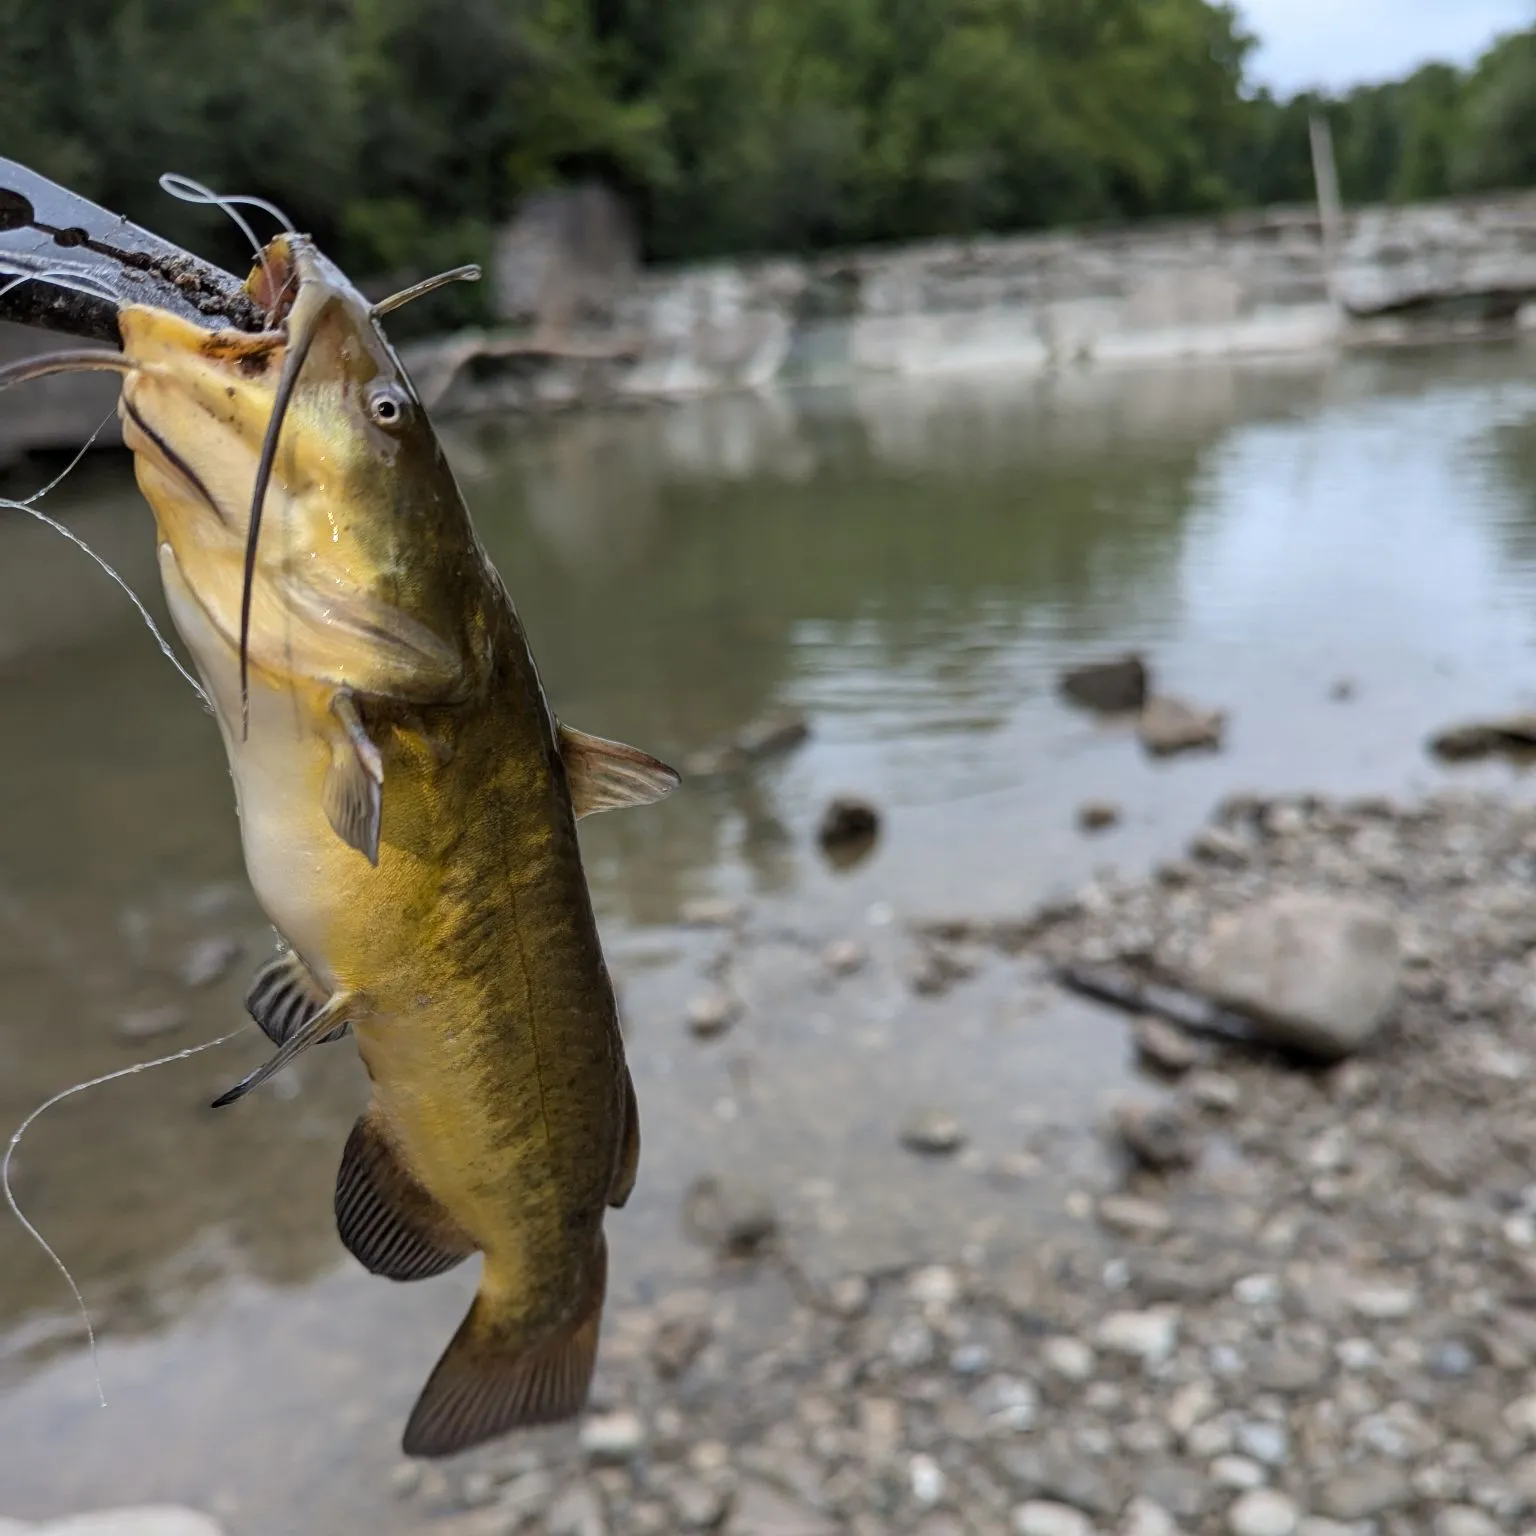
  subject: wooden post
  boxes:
[1309,112,1342,305]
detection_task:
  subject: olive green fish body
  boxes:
[112,235,675,1456]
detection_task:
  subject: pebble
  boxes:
[820,938,867,976]
[177,936,241,989]
[729,1478,837,1536]
[1094,1308,1179,1365]
[817,797,881,854]
[114,1004,188,1042]
[546,1483,607,1536]
[1235,1420,1288,1466]
[1132,1016,1203,1075]
[1348,1283,1418,1321]
[1314,1463,1411,1519]
[683,1176,779,1257]
[580,1409,645,1462]
[1504,1392,1536,1439]
[671,1477,731,1530]
[1041,1336,1096,1382]
[900,1109,966,1156]
[1432,1509,1501,1536]
[1211,1455,1268,1490]
[1227,1490,1299,1536]
[687,990,740,1038]
[1184,1071,1241,1112]
[389,1462,422,1499]
[1012,1502,1098,1536]
[1233,1273,1282,1307]
[1138,695,1225,756]
[909,1454,945,1507]
[1120,1498,1178,1536]
[652,1313,713,1379]
[1096,1194,1173,1239]
[909,1265,960,1308]
[1111,1097,1201,1170]
[974,1374,1039,1430]
[1077,800,1121,832]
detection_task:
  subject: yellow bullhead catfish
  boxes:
[7,234,679,1456]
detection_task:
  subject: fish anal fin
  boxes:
[402,1234,607,1458]
[246,950,349,1046]
[323,690,384,864]
[211,990,357,1108]
[335,1112,475,1282]
[558,723,679,819]
[609,1067,640,1210]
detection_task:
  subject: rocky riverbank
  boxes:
[380,787,1536,1536]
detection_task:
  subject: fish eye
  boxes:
[365,381,413,430]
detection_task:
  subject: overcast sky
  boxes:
[1239,0,1532,92]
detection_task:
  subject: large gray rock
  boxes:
[1195,891,1401,1059]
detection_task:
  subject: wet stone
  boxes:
[1011,1502,1099,1536]
[900,1109,967,1156]
[1132,1016,1205,1076]
[546,1483,607,1536]
[1096,1194,1172,1239]
[1111,1096,1201,1170]
[1077,801,1122,832]
[580,1409,645,1463]
[1059,654,1149,713]
[672,1477,733,1530]
[1226,1490,1299,1536]
[687,990,741,1039]
[1094,1308,1179,1365]
[684,1177,779,1258]
[1314,1463,1412,1519]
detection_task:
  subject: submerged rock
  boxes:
[1059,654,1149,713]
[900,1108,967,1156]
[817,797,881,864]
[1138,697,1225,757]
[1428,713,1536,762]
[1193,891,1401,1060]
[1076,800,1122,832]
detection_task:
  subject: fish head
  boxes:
[117,233,484,707]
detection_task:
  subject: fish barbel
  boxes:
[12,231,679,1455]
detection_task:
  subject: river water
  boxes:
[2,344,1536,1529]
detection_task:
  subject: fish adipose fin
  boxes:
[335,1111,475,1282]
[558,723,679,819]
[402,1233,608,1458]
[323,689,384,864]
[246,949,350,1046]
[211,991,357,1108]
[608,1066,640,1210]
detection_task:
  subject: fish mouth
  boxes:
[120,395,230,526]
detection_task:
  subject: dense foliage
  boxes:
[1,0,1533,326]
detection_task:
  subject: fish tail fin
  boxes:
[401,1234,607,1459]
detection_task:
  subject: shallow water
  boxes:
[3,344,1536,1527]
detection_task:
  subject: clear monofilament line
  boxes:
[0,412,211,709]
[3,1024,251,1407]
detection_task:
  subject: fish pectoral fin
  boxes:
[246,950,350,1046]
[211,991,358,1108]
[558,723,680,819]
[323,689,384,865]
[403,1233,608,1458]
[335,1112,475,1282]
[608,1065,640,1210]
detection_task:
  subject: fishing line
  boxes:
[3,1023,252,1407]
[158,174,297,322]
[0,266,123,307]
[0,414,211,708]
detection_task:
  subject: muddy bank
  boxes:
[378,788,1536,1536]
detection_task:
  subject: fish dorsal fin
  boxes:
[210,990,357,1107]
[608,1065,641,1210]
[335,1112,476,1283]
[403,1232,607,1457]
[246,950,351,1046]
[323,689,384,864]
[558,723,679,819]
